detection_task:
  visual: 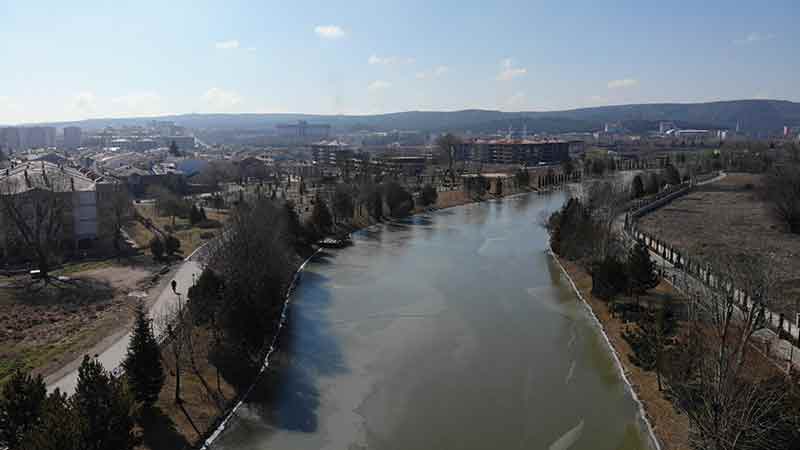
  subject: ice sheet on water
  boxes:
[548,419,585,450]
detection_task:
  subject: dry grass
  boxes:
[638,173,800,316]
[131,205,229,256]
[0,264,152,387]
[558,257,691,450]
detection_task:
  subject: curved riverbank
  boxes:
[207,192,656,450]
[552,255,690,450]
[193,189,532,449]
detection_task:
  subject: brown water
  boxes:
[211,193,653,450]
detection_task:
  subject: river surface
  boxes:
[212,193,653,450]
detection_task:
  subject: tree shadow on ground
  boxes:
[138,406,189,450]
[9,277,115,306]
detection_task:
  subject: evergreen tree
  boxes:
[663,164,681,185]
[622,305,675,391]
[150,236,164,260]
[333,184,355,222]
[123,302,165,407]
[168,140,181,157]
[189,204,202,225]
[283,201,304,246]
[420,183,438,206]
[20,389,83,450]
[164,235,181,256]
[0,370,47,448]
[311,196,333,236]
[627,240,659,304]
[631,174,644,198]
[591,256,628,301]
[73,356,135,450]
[188,269,224,325]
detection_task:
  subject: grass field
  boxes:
[638,173,800,316]
[0,264,153,387]
[130,204,229,256]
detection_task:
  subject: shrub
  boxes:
[149,237,164,260]
[164,235,180,256]
[420,184,438,206]
[591,256,628,301]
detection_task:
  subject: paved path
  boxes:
[45,256,204,394]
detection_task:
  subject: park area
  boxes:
[128,202,229,257]
[0,261,156,387]
[638,173,800,316]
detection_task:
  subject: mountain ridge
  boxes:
[24,99,800,134]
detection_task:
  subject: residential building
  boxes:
[459,139,570,165]
[311,140,354,166]
[63,126,82,150]
[0,161,124,260]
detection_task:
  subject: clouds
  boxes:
[111,92,163,115]
[214,39,255,52]
[734,32,775,45]
[72,92,97,113]
[367,80,391,91]
[202,88,242,109]
[496,58,527,81]
[314,25,345,39]
[607,78,639,89]
[416,66,449,79]
[215,40,240,50]
[368,55,415,65]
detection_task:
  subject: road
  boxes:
[45,256,204,394]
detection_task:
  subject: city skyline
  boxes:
[1,0,798,124]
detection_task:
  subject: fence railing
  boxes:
[625,222,798,344]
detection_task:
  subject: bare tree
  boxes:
[156,293,195,407]
[147,185,186,226]
[206,198,293,373]
[666,254,785,450]
[104,185,134,257]
[0,173,70,281]
[435,133,462,186]
[580,179,629,260]
[763,165,800,234]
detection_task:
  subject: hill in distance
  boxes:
[35,99,800,135]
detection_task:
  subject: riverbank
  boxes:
[553,255,690,450]
[145,185,538,449]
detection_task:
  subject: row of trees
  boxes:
[630,165,683,198]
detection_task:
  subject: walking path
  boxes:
[45,252,205,394]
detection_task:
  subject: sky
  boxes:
[0,0,798,124]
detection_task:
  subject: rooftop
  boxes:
[0,161,107,194]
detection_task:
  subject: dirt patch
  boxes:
[638,173,800,316]
[0,263,154,386]
[141,327,237,450]
[557,257,691,450]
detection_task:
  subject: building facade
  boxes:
[0,161,123,261]
[63,126,82,150]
